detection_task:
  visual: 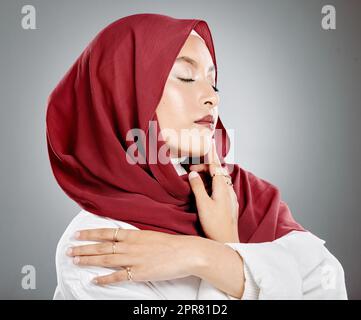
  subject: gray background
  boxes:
[0,0,360,299]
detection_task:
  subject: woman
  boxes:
[46,13,347,299]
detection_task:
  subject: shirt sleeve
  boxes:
[224,230,348,300]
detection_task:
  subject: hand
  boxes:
[188,139,240,243]
[67,228,204,285]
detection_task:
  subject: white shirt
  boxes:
[53,158,348,300]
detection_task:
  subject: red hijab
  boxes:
[46,13,305,243]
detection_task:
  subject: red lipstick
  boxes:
[194,114,215,129]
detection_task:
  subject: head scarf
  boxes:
[46,13,305,242]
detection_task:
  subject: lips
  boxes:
[194,114,215,129]
[194,114,215,124]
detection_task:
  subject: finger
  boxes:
[189,161,229,186]
[207,139,227,178]
[73,254,133,268]
[75,228,134,242]
[189,163,208,172]
[93,269,132,285]
[205,138,221,166]
[205,140,234,194]
[212,168,233,192]
[67,242,128,257]
[188,171,211,206]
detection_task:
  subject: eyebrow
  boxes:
[175,56,215,73]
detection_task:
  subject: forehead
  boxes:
[176,34,214,68]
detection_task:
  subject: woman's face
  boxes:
[155,31,219,159]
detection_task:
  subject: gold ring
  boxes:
[210,168,230,178]
[112,242,116,255]
[211,172,233,186]
[126,267,133,281]
[113,228,120,242]
[211,172,232,180]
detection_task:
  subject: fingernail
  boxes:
[92,278,98,284]
[73,256,80,264]
[66,247,73,256]
[74,231,80,239]
[188,171,199,180]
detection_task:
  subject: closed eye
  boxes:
[177,77,219,92]
[178,77,194,83]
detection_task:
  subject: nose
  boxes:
[200,84,219,109]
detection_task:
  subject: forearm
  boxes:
[187,237,245,299]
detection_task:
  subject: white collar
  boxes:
[170,156,188,176]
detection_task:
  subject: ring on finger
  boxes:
[113,227,120,242]
[112,242,117,255]
[211,172,233,186]
[215,174,232,180]
[126,267,133,281]
[211,172,232,180]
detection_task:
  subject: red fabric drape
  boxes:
[46,13,306,243]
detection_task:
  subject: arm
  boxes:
[60,212,247,300]
[59,210,246,300]
[189,237,246,299]
[188,236,259,300]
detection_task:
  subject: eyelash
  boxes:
[177,77,219,92]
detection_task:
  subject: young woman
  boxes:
[46,13,347,299]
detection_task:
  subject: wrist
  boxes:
[180,236,212,277]
[231,223,240,242]
[226,229,240,243]
[183,237,246,299]
[220,224,240,243]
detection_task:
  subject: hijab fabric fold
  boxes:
[46,13,305,242]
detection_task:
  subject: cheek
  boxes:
[156,81,194,130]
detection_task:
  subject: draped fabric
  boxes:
[46,13,305,242]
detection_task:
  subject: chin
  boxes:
[178,140,212,159]
[166,130,213,159]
